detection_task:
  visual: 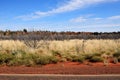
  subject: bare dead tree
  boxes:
[22,31,40,49]
[23,31,50,49]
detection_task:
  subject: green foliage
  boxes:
[84,53,103,62]
[0,51,59,66]
[8,53,34,66]
[84,54,93,60]
[49,56,59,63]
[34,56,50,65]
[12,50,26,55]
[51,50,61,56]
[93,53,102,56]
[89,56,103,62]
[8,58,23,66]
[0,47,119,66]
[34,55,59,65]
[113,51,120,58]
[0,53,13,65]
[71,55,85,63]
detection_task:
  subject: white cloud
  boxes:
[69,15,120,32]
[70,15,120,23]
[108,15,120,20]
[70,14,94,22]
[84,24,120,28]
[16,0,118,20]
[70,17,87,22]
[93,18,103,20]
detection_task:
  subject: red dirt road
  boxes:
[0,62,120,74]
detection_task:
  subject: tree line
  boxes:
[0,29,120,40]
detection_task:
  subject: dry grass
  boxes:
[0,39,120,56]
[0,39,120,66]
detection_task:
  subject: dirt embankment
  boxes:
[0,62,120,74]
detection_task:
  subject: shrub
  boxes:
[34,55,50,65]
[8,58,23,66]
[49,56,59,63]
[0,39,119,66]
[51,50,61,56]
[113,51,120,58]
[8,53,36,66]
[34,55,59,65]
[12,50,26,55]
[65,56,73,61]
[84,54,93,60]
[0,53,13,65]
[21,53,37,66]
[6,52,59,66]
[89,56,103,62]
[23,59,35,67]
[71,55,85,63]
[117,56,120,62]
[93,53,102,56]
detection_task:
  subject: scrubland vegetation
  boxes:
[0,39,120,66]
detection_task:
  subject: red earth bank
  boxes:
[0,62,120,74]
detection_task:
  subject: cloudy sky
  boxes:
[0,0,120,32]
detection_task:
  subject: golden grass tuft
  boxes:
[0,39,120,66]
[0,39,119,55]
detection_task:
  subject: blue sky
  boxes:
[0,0,120,32]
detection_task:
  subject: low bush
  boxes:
[65,56,73,61]
[0,53,13,65]
[113,51,120,58]
[51,50,61,56]
[71,55,85,63]
[8,58,23,66]
[34,56,50,65]
[0,52,59,66]
[89,56,103,62]
[35,55,59,65]
[49,56,59,63]
[84,54,93,60]
[8,53,33,66]
[118,56,120,62]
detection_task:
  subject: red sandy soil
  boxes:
[0,62,120,74]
